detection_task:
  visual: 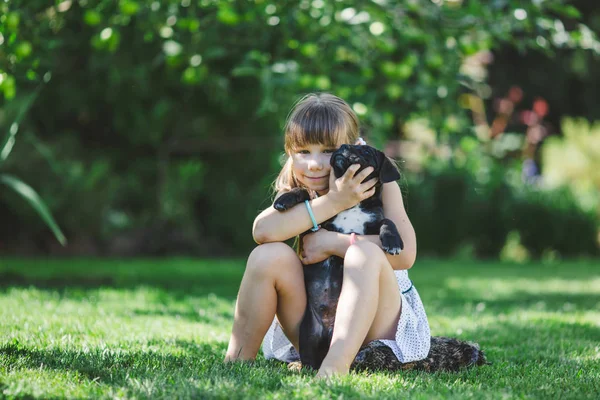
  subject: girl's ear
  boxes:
[379,154,401,183]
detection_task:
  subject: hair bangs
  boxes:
[285,103,345,152]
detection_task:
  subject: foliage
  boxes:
[0,88,66,246]
[510,186,599,259]
[541,117,600,214]
[0,0,599,255]
[489,0,600,127]
[1,258,599,398]
[405,157,599,259]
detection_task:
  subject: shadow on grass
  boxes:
[0,268,242,300]
[0,271,117,289]
[0,340,317,398]
[2,340,218,382]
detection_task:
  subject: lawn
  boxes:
[1,257,599,399]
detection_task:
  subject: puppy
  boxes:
[275,144,488,372]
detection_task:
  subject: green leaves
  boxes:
[1,0,598,255]
[0,123,18,163]
[0,88,40,166]
[0,174,67,246]
[84,10,102,26]
[1,87,66,246]
[119,0,141,16]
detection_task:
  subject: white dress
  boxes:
[262,269,431,363]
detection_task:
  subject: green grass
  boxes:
[1,258,599,399]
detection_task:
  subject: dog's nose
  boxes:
[334,156,346,170]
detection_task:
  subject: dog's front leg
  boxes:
[379,218,404,255]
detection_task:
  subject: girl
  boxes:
[224,93,430,378]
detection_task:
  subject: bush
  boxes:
[405,164,599,259]
[510,187,599,258]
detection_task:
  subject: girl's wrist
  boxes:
[333,232,353,257]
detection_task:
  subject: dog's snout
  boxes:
[334,155,345,168]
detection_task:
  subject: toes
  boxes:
[382,244,402,255]
[273,203,286,211]
[288,361,303,372]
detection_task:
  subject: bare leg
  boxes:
[224,242,306,361]
[317,241,401,377]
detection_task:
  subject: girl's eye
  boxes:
[323,149,336,154]
[297,150,310,155]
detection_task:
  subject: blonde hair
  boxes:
[274,93,360,196]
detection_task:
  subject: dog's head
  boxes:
[330,144,400,184]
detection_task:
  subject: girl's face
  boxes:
[291,143,338,194]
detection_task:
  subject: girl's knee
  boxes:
[346,240,386,259]
[246,242,300,278]
[344,241,387,272]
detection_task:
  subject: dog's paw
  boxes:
[381,234,404,255]
[273,194,298,212]
[273,189,310,212]
[273,200,290,211]
[382,244,402,255]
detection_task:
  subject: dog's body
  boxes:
[275,145,488,372]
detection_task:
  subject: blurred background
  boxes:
[1,0,599,262]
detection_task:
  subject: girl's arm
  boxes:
[253,165,378,244]
[252,193,344,244]
[328,182,417,270]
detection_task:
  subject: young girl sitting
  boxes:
[224,92,430,379]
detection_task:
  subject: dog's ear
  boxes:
[379,153,400,183]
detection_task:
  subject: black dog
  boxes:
[275,144,488,372]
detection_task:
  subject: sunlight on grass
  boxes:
[446,276,600,297]
[1,286,231,349]
[1,258,599,399]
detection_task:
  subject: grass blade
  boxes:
[0,87,42,165]
[0,174,67,246]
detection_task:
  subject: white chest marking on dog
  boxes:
[330,205,373,234]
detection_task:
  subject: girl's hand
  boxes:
[301,229,339,265]
[326,164,377,211]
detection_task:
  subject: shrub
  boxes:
[510,186,599,258]
[405,164,598,259]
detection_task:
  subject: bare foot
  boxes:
[288,361,302,372]
[315,365,349,380]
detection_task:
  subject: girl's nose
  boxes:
[308,157,323,170]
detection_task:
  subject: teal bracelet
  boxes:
[304,200,320,232]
